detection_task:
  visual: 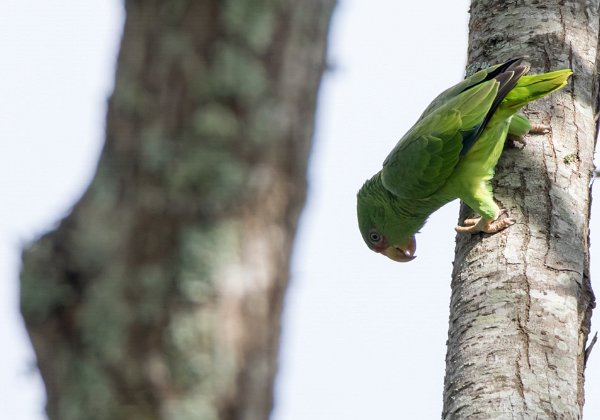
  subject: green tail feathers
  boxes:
[503,68,572,109]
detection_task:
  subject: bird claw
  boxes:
[507,124,551,147]
[528,123,551,134]
[455,209,515,234]
[507,134,526,147]
[461,216,480,226]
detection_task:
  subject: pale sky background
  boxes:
[0,1,598,419]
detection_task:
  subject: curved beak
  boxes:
[383,236,417,262]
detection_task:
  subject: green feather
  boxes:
[357,58,572,257]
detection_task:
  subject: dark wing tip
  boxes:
[487,57,526,79]
[460,60,529,155]
[503,57,525,68]
[495,64,529,100]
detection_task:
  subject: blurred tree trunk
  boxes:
[443,1,598,418]
[20,1,336,419]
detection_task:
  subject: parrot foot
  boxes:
[528,123,551,134]
[507,135,526,147]
[507,124,551,147]
[455,209,515,234]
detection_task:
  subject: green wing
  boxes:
[381,79,500,199]
[418,58,522,119]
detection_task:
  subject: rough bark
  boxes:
[20,1,336,419]
[443,1,598,418]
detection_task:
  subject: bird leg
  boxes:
[528,123,551,134]
[508,123,551,146]
[455,209,515,234]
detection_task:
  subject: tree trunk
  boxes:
[20,1,336,419]
[443,1,598,418]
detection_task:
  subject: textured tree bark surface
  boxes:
[443,1,598,418]
[20,1,335,419]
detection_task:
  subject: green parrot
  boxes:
[356,58,572,262]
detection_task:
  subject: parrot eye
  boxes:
[369,230,382,243]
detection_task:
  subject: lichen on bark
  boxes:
[20,1,336,419]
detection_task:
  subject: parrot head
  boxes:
[364,228,417,262]
[357,174,418,262]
